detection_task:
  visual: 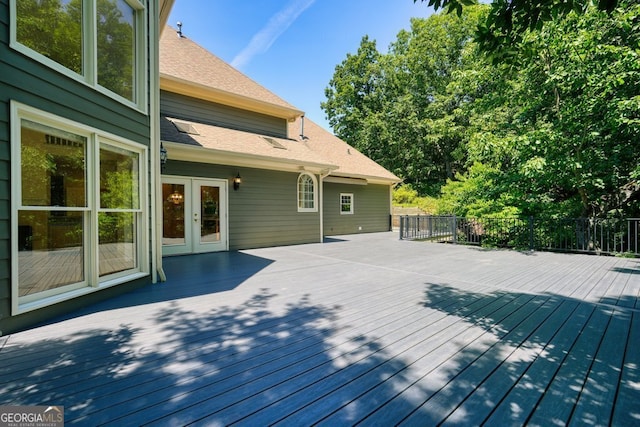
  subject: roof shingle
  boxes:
[159,25,400,184]
[160,26,298,113]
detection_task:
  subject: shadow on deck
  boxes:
[1,234,639,425]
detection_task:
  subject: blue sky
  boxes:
[167,0,435,131]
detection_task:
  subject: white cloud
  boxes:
[231,0,316,69]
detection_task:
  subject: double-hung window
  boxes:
[12,0,146,109]
[340,193,354,215]
[12,103,148,313]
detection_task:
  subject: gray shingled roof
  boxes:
[159,26,400,184]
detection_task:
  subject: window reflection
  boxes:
[16,0,140,103]
[16,0,83,74]
[99,143,139,276]
[21,120,86,207]
[99,212,136,276]
[18,210,84,297]
[100,145,139,209]
[201,186,220,243]
[97,0,136,100]
[162,183,186,245]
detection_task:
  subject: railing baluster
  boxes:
[398,215,639,257]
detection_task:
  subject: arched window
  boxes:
[297,172,317,212]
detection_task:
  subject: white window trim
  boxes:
[297,172,318,213]
[9,0,148,113]
[10,101,149,315]
[340,193,354,215]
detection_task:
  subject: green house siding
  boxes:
[161,90,288,138]
[323,182,392,236]
[166,160,321,250]
[0,0,154,334]
[0,1,11,328]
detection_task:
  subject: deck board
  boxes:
[483,301,593,425]
[571,308,631,426]
[1,232,638,426]
[526,304,612,425]
[612,311,640,425]
[438,298,576,425]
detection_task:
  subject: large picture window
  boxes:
[12,103,147,312]
[13,0,145,108]
[18,120,88,298]
[297,173,317,212]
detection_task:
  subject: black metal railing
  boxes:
[399,215,640,256]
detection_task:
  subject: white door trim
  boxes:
[161,176,228,255]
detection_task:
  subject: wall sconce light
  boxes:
[233,172,242,191]
[160,142,168,171]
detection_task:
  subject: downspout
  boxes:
[151,6,166,282]
[319,169,331,243]
[390,181,401,231]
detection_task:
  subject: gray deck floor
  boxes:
[1,232,639,426]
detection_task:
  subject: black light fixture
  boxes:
[160,142,168,171]
[233,172,242,191]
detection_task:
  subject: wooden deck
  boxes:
[1,232,639,426]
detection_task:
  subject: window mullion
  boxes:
[89,133,100,287]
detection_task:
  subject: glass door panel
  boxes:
[162,180,191,255]
[200,185,220,243]
[193,179,227,253]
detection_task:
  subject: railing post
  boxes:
[529,216,534,250]
[399,215,405,240]
[453,215,457,244]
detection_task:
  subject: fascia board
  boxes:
[326,173,401,186]
[159,0,176,32]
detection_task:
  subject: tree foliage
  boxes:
[325,2,640,218]
[324,7,485,194]
[17,0,135,101]
[416,0,620,59]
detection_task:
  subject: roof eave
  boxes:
[160,75,304,121]
[326,172,401,186]
[162,140,337,174]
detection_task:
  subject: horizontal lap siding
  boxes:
[0,0,152,333]
[323,182,391,236]
[0,1,11,327]
[166,161,321,250]
[161,91,287,139]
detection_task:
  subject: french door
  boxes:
[162,177,228,255]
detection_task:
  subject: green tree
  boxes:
[511,3,640,216]
[322,36,383,153]
[415,0,620,58]
[442,1,640,218]
[323,6,487,194]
